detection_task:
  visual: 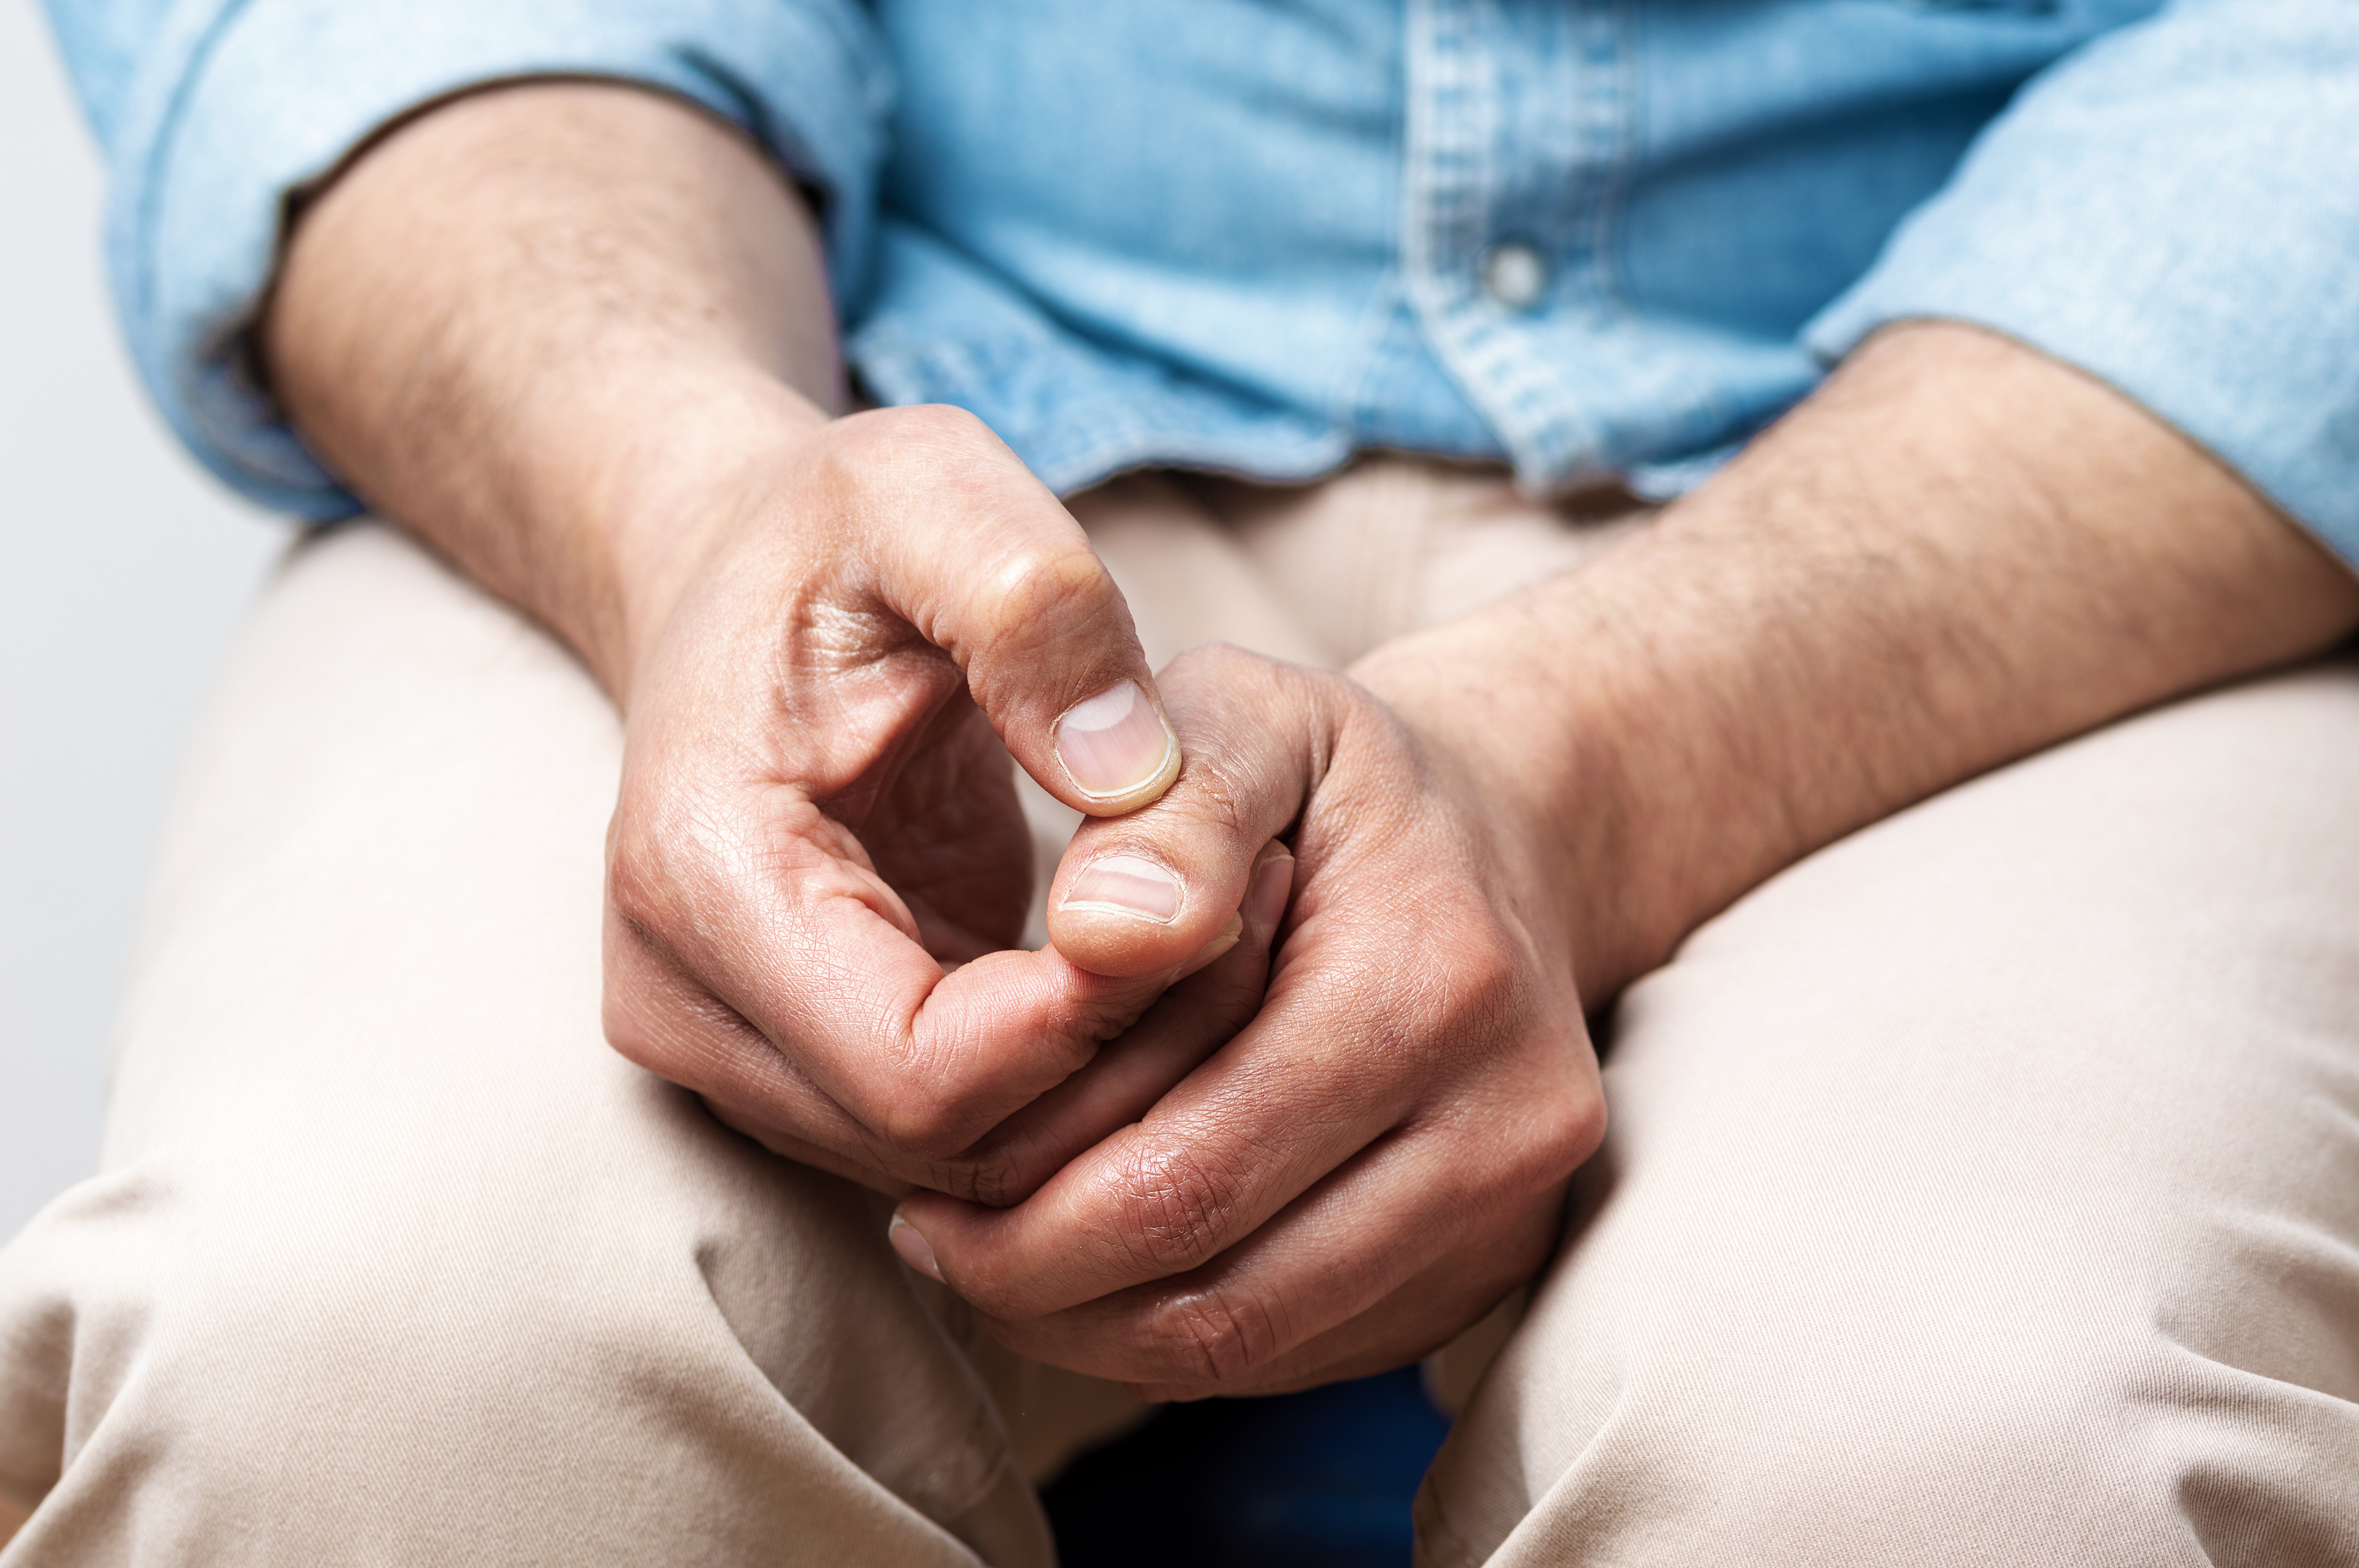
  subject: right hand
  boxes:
[255,84,1290,1205]
[600,403,1272,1200]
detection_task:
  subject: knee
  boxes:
[140,1152,712,1446]
[1446,1324,2230,1567]
[2,1141,1014,1562]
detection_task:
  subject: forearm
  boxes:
[1359,323,2359,999]
[263,81,839,700]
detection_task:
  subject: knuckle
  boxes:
[1164,641,1301,713]
[979,540,1114,647]
[604,779,727,945]
[603,810,671,940]
[1470,1047,1607,1199]
[1489,1096,1598,1204]
[799,406,994,529]
[1419,933,1529,1052]
[1533,1073,1609,1175]
[1559,1078,1610,1162]
[923,1152,1026,1211]
[598,982,665,1076]
[959,1158,1020,1210]
[874,1091,975,1164]
[822,402,989,476]
[605,859,673,960]
[1111,1142,1243,1274]
[1144,1283,1283,1386]
[882,401,994,452]
[1159,750,1256,841]
[1165,639,1261,684]
[802,414,886,499]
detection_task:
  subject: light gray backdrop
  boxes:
[2,0,285,1241]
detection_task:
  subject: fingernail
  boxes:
[1060,853,1185,923]
[1054,682,1178,803]
[1245,848,1294,940]
[889,1214,942,1281]
[1173,912,1245,981]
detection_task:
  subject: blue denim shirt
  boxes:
[41,0,2359,565]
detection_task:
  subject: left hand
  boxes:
[887,321,2359,1399]
[891,642,1606,1398]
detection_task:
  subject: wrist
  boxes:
[260,80,845,706]
[1350,574,1778,1005]
[1350,613,1638,1001]
[569,361,832,705]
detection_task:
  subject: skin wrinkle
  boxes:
[1120,1074,1364,1250]
[1117,1140,1248,1277]
[1009,1116,1550,1391]
[1161,1273,1293,1384]
[617,736,1104,1160]
[797,673,972,832]
[947,931,1289,1208]
[872,784,1033,960]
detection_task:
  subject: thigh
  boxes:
[1187,458,1648,662]
[1422,660,2359,1566]
[0,525,1045,1566]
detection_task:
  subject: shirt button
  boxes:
[1481,241,1548,311]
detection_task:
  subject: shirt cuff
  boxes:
[105,0,889,517]
[1804,0,2359,570]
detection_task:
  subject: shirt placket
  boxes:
[1402,0,1629,489]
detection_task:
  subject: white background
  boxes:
[2,0,284,1241]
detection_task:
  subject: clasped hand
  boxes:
[605,405,1604,1398]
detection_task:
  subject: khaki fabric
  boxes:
[1417,652,2359,1566]
[3,458,2357,1565]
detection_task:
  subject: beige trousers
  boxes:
[4,459,2358,1566]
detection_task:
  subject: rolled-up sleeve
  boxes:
[43,0,890,518]
[1806,0,2359,567]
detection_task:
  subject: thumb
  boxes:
[1045,643,1326,977]
[849,406,1182,817]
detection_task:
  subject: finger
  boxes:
[972,1102,1585,1390]
[716,859,1278,1208]
[605,776,1178,1162]
[611,865,1183,1176]
[1047,643,1331,978]
[825,407,1184,818]
[902,772,1589,1318]
[604,905,891,1177]
[612,877,1214,1207]
[894,936,1428,1319]
[1120,1233,1546,1403]
[944,845,1295,1206]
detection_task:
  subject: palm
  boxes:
[861,703,1033,965]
